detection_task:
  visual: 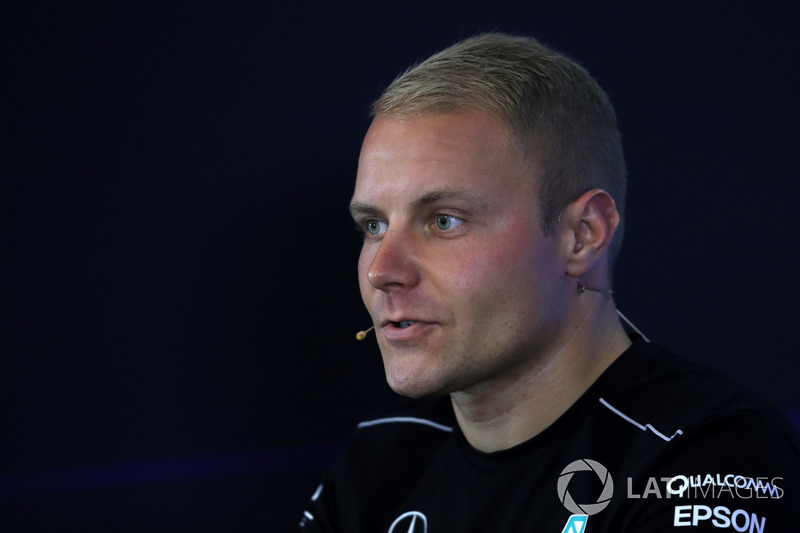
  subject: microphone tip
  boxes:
[356,325,375,341]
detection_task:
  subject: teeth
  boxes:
[398,321,416,328]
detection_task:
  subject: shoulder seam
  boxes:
[599,397,684,442]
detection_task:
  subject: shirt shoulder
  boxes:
[595,340,798,451]
[342,395,456,469]
[299,396,456,532]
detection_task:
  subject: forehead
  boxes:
[352,112,531,206]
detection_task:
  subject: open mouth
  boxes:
[392,320,417,328]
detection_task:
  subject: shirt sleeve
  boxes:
[297,473,340,533]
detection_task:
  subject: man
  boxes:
[299,33,799,532]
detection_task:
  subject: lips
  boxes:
[381,319,433,342]
[381,318,422,328]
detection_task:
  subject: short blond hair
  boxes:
[372,33,627,265]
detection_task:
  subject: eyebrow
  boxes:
[349,187,491,219]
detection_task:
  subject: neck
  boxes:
[450,291,631,453]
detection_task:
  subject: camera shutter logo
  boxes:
[557,459,614,516]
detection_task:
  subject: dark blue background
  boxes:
[4,2,799,531]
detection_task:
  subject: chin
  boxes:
[385,367,449,399]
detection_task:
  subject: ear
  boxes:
[559,189,620,278]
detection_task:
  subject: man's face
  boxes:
[350,111,570,398]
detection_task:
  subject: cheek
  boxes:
[450,239,552,318]
[448,241,525,294]
[435,251,522,338]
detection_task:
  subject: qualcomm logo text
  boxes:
[668,475,783,499]
[627,474,784,500]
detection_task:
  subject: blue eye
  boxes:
[365,219,388,236]
[434,214,463,231]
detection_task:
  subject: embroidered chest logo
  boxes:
[388,511,428,533]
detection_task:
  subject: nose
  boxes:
[365,229,421,291]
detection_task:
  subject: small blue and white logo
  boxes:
[560,514,588,533]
